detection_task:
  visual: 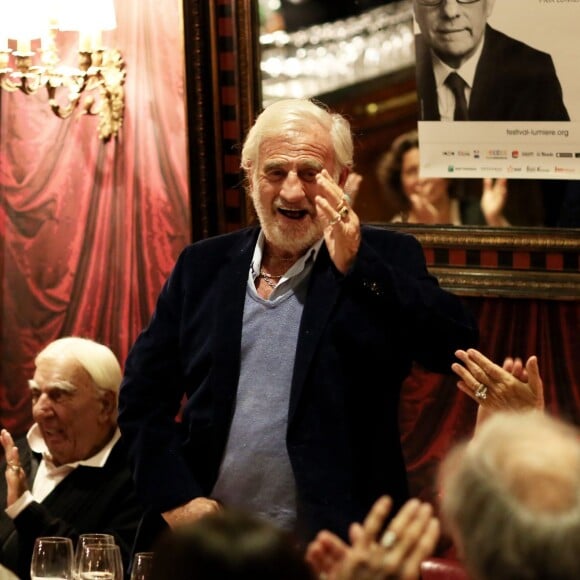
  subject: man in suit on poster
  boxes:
[413,0,570,121]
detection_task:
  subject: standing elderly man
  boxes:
[0,337,143,579]
[413,0,569,121]
[118,98,478,548]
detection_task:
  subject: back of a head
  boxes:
[240,98,354,178]
[150,510,314,580]
[36,336,122,395]
[439,411,580,580]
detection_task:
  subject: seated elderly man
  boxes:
[439,410,580,580]
[0,337,143,579]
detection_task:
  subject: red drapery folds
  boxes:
[0,0,191,436]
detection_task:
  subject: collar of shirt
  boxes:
[249,230,323,300]
[27,423,121,470]
[7,425,121,508]
[432,33,485,121]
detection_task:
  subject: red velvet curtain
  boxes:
[400,296,580,506]
[0,0,191,437]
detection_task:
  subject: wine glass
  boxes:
[129,552,154,580]
[74,534,115,579]
[31,536,74,580]
[76,543,122,580]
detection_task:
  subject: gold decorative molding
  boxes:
[379,224,580,252]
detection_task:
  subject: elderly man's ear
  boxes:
[99,390,118,421]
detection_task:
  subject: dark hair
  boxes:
[150,510,314,580]
[376,130,419,214]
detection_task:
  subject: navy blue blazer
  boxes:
[118,225,478,543]
[416,25,569,121]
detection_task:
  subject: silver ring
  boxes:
[7,462,20,473]
[474,383,488,400]
[342,193,352,206]
[380,529,397,550]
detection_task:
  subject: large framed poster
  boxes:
[415,0,580,180]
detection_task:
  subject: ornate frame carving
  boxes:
[385,225,580,299]
[182,0,580,299]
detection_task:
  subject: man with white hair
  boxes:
[0,337,143,579]
[119,97,478,549]
[439,410,580,580]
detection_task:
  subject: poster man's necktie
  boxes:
[445,72,469,120]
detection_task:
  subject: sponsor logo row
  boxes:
[446,165,575,174]
[441,150,580,160]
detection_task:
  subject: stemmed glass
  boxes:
[31,536,74,580]
[76,543,123,579]
[129,552,154,580]
[74,534,116,579]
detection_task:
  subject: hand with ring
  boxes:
[452,348,544,432]
[1,428,28,506]
[315,169,361,275]
[305,496,439,580]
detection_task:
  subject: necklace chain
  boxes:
[259,269,283,290]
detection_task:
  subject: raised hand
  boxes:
[306,496,439,580]
[481,178,509,226]
[315,169,361,274]
[452,349,544,431]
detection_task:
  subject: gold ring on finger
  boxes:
[7,462,21,473]
[338,206,349,220]
[328,214,341,227]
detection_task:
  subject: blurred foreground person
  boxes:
[439,410,580,580]
[151,503,438,580]
[151,510,315,580]
[0,337,143,579]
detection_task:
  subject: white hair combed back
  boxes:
[241,98,354,177]
[35,337,122,394]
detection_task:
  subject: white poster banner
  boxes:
[414,0,580,180]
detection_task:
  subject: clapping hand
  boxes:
[306,496,439,580]
[1,429,28,505]
[452,349,544,432]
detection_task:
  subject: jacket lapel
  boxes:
[288,245,342,424]
[211,229,258,416]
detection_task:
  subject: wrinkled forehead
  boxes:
[32,355,92,391]
[257,122,334,163]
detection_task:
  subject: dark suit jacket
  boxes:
[416,25,569,121]
[0,437,144,579]
[118,226,478,544]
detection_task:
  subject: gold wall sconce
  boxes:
[0,0,126,141]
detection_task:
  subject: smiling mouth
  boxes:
[278,208,309,220]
